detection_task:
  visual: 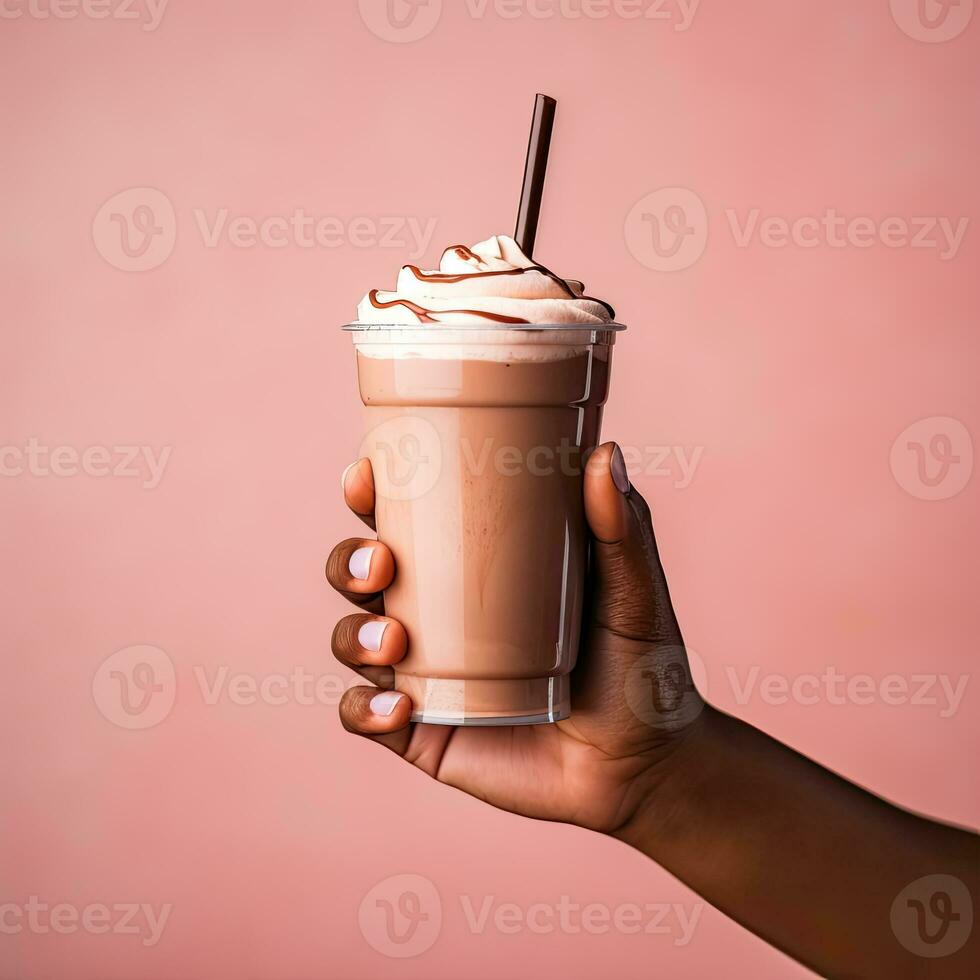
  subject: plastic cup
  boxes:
[345,322,625,725]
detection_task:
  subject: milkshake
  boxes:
[347,235,623,724]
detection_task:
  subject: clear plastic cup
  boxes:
[345,322,625,725]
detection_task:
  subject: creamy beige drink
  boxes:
[347,236,622,724]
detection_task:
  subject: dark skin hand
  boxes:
[327,443,979,978]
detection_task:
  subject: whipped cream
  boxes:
[355,235,615,325]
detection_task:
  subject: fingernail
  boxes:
[358,620,388,652]
[341,461,356,492]
[370,691,404,717]
[348,546,374,581]
[611,445,631,495]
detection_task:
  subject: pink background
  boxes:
[1,1,977,977]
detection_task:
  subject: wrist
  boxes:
[609,704,723,860]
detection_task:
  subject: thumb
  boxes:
[584,443,684,648]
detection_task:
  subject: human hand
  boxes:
[326,442,704,834]
[328,442,980,976]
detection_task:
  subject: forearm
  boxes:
[616,705,978,978]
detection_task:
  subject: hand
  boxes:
[327,443,980,978]
[325,442,704,835]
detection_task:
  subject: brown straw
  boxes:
[514,94,557,258]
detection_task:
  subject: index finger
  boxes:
[342,458,376,530]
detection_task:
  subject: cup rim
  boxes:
[341,322,627,332]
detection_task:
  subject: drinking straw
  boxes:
[514,93,557,258]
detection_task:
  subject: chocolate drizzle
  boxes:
[530,258,616,319]
[419,247,617,320]
[365,240,617,324]
[368,290,529,325]
[404,264,545,286]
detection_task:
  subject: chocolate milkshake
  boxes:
[347,234,623,724]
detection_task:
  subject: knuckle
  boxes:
[325,538,358,584]
[331,615,364,660]
[339,688,372,731]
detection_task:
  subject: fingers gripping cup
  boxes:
[346,234,624,724]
